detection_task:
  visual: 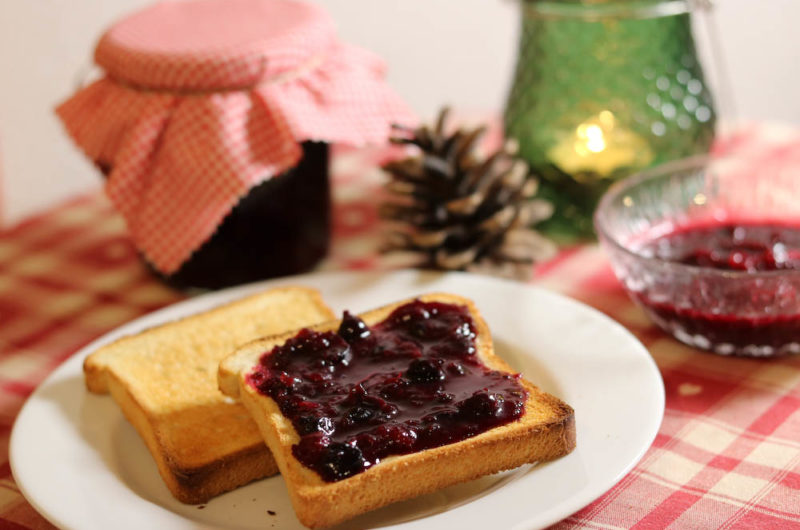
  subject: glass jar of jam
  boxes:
[57,0,414,289]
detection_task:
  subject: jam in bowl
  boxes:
[595,155,800,357]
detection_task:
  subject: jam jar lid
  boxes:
[95,0,338,92]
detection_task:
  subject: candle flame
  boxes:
[548,110,654,177]
[583,125,606,153]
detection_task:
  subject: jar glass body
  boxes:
[504,0,716,239]
[164,142,330,290]
[101,142,331,290]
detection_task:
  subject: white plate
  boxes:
[10,270,664,530]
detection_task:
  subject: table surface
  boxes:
[2,135,800,529]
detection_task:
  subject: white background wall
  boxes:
[0,0,798,224]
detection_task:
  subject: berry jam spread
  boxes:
[248,301,528,482]
[634,222,800,355]
[642,223,800,272]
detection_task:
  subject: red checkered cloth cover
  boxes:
[56,0,415,276]
[2,127,800,528]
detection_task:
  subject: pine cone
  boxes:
[381,108,556,281]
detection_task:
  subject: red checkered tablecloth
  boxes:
[2,135,800,529]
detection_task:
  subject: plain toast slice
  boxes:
[219,293,575,528]
[85,286,335,503]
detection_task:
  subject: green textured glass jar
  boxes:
[505,0,716,240]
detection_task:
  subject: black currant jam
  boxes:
[247,300,529,482]
[635,222,800,354]
[101,142,330,290]
[644,223,800,272]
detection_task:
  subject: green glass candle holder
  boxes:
[505,0,717,241]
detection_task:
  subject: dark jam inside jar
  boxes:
[635,222,800,355]
[100,142,330,290]
[247,300,529,482]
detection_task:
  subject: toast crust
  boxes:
[84,286,335,503]
[219,293,576,527]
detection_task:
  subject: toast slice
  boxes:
[84,286,335,503]
[219,293,575,528]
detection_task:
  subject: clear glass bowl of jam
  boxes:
[595,155,800,356]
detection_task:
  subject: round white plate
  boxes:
[11,270,664,530]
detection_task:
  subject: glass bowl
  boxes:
[594,155,800,357]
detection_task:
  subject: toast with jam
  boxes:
[84,287,335,503]
[218,293,575,528]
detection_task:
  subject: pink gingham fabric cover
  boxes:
[56,0,415,275]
